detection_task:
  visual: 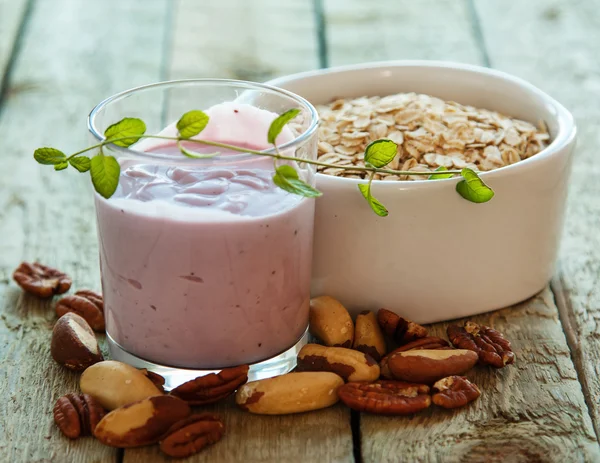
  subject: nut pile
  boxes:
[13,261,517,458]
[315,92,550,180]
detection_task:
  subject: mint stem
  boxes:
[75,134,464,178]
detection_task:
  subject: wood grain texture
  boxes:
[0,0,28,91]
[168,0,319,81]
[0,0,169,461]
[324,0,484,66]
[124,397,352,463]
[473,0,600,442]
[362,289,599,462]
[123,2,354,462]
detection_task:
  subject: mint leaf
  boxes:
[456,168,494,203]
[54,161,69,171]
[176,110,210,139]
[104,118,146,147]
[34,147,66,165]
[90,153,120,199]
[272,165,322,198]
[428,166,454,180]
[358,182,388,217]
[177,141,219,159]
[69,156,91,172]
[364,139,397,168]
[268,108,300,144]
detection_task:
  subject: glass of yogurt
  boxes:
[87,80,318,388]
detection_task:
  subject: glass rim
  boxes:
[87,78,319,161]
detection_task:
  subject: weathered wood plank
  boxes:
[324,0,484,66]
[323,1,600,461]
[0,0,28,91]
[124,1,354,462]
[168,0,319,81]
[473,0,600,442]
[0,0,170,461]
[362,289,599,462]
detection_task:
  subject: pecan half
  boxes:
[53,393,106,439]
[170,365,249,405]
[432,376,481,409]
[13,262,71,298]
[56,290,105,332]
[159,414,224,458]
[377,309,428,345]
[338,380,431,415]
[447,321,515,368]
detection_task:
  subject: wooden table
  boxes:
[1,1,599,461]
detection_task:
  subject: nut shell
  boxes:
[387,349,478,384]
[51,313,103,371]
[80,360,163,410]
[296,344,380,382]
[94,396,190,448]
[309,296,354,347]
[236,372,344,415]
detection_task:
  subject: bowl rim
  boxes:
[265,60,577,189]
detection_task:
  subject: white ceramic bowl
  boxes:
[266,61,576,324]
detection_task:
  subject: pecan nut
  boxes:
[94,396,191,448]
[447,321,515,368]
[51,313,103,371]
[13,262,71,298]
[296,344,380,382]
[353,310,386,361]
[56,290,104,332]
[432,376,481,409]
[53,393,106,439]
[170,365,249,405]
[377,309,428,345]
[338,380,431,415]
[386,349,478,383]
[309,296,354,347]
[159,414,224,458]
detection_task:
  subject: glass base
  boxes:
[106,328,308,391]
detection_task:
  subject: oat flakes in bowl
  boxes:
[315,92,551,181]
[267,61,575,324]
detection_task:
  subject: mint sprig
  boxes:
[33,107,495,215]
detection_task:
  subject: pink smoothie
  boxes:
[95,103,315,368]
